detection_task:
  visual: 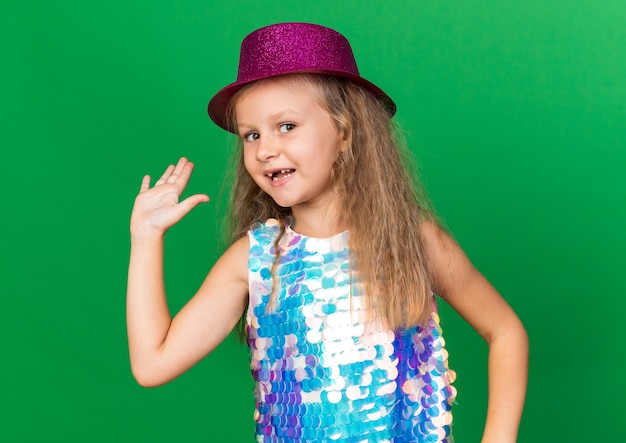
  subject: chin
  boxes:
[271,198,296,209]
[265,192,296,209]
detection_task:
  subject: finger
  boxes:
[172,160,195,188]
[166,157,189,184]
[172,194,210,221]
[174,157,189,173]
[139,175,151,193]
[155,164,175,186]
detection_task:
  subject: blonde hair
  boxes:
[225,74,436,330]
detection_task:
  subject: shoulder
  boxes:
[213,235,250,281]
[227,234,251,254]
[417,219,476,297]
[417,219,450,259]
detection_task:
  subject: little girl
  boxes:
[127,23,528,443]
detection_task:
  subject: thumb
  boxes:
[179,194,210,214]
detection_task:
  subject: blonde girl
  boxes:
[127,22,528,443]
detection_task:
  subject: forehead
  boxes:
[235,76,322,111]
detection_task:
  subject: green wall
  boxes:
[2,1,624,441]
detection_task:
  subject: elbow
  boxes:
[130,361,169,388]
[132,373,164,389]
[485,315,529,351]
[512,316,529,350]
[494,318,529,359]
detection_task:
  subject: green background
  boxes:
[2,0,624,441]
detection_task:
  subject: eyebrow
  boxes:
[269,109,299,120]
[237,109,301,130]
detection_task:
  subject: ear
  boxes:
[338,128,350,153]
[338,139,348,154]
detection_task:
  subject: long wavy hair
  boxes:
[224,74,437,333]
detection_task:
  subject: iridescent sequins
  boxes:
[247,219,456,442]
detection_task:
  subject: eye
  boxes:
[243,132,259,143]
[279,123,296,133]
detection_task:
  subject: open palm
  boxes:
[130,157,209,237]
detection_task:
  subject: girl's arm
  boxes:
[126,158,249,387]
[420,221,528,443]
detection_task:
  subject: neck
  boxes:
[289,205,346,238]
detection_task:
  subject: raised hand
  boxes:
[130,157,210,238]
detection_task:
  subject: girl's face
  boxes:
[235,77,343,215]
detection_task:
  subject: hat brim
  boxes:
[207,70,396,133]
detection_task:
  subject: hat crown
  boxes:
[236,23,360,83]
[208,22,395,132]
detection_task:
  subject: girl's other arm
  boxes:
[420,221,528,443]
[126,158,248,387]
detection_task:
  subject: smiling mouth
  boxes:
[266,169,295,181]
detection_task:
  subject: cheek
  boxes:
[243,151,256,174]
[324,142,343,168]
[243,152,268,188]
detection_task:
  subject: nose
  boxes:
[255,134,279,161]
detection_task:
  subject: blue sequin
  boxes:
[247,219,456,442]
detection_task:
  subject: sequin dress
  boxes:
[247,219,456,443]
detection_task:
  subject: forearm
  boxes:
[126,233,172,381]
[481,320,529,443]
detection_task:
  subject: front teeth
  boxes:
[266,169,294,181]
